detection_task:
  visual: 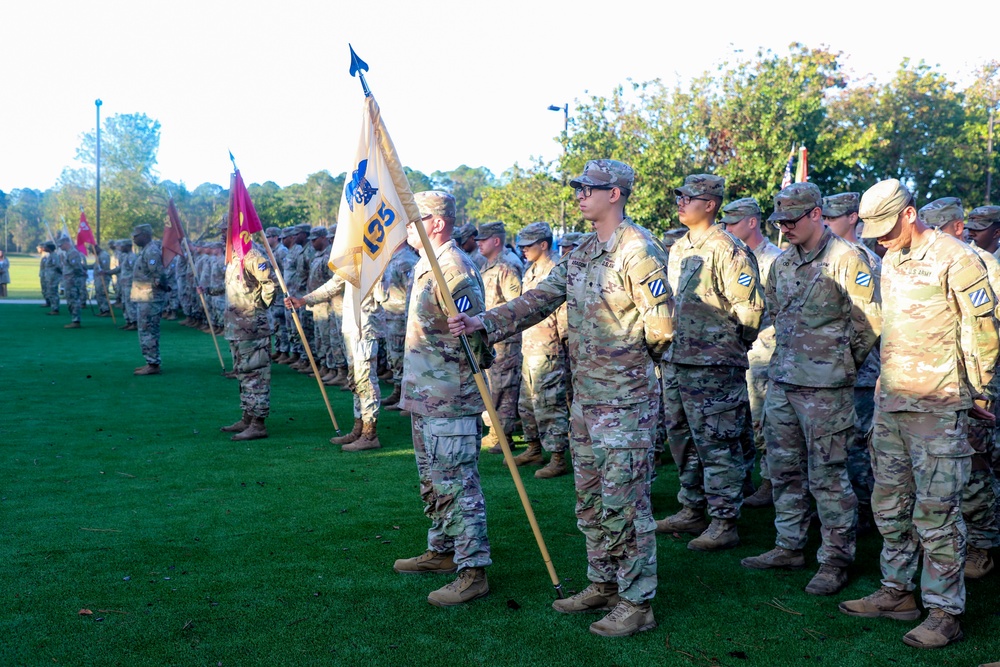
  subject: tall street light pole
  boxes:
[548,103,569,233]
[95,99,102,246]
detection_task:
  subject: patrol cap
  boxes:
[44,241,57,251]
[558,232,583,248]
[280,226,297,239]
[918,197,964,228]
[308,226,328,240]
[132,223,153,237]
[119,239,132,248]
[967,205,1000,232]
[265,226,280,238]
[768,183,823,222]
[663,228,688,248]
[476,221,507,241]
[294,223,311,235]
[859,179,913,239]
[675,174,725,199]
[516,222,553,247]
[414,190,457,219]
[821,192,861,218]
[569,159,634,192]
[454,223,478,244]
[720,198,761,224]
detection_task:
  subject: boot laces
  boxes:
[923,609,950,630]
[604,600,636,622]
[968,548,988,568]
[446,568,476,591]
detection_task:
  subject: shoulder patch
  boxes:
[730,267,756,301]
[960,277,995,317]
[953,260,987,292]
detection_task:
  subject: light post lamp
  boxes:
[548,103,569,233]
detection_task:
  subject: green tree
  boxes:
[473,161,566,235]
[76,112,161,179]
[431,165,495,225]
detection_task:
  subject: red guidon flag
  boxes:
[163,198,185,267]
[226,170,263,266]
[76,210,97,254]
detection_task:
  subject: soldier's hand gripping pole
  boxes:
[411,216,563,598]
[257,232,341,436]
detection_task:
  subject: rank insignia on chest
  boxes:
[647,278,666,298]
[855,271,871,287]
[455,295,471,313]
[970,287,990,308]
[737,273,752,287]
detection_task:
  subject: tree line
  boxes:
[2,44,998,251]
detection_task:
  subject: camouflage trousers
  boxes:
[518,354,569,454]
[483,342,521,436]
[121,284,135,325]
[308,303,331,368]
[43,275,60,310]
[963,400,1000,549]
[93,274,112,314]
[230,337,271,418]
[135,297,165,365]
[63,278,85,323]
[850,387,876,506]
[211,295,225,330]
[746,364,770,480]
[664,363,748,520]
[571,398,657,603]
[166,281,179,313]
[764,382,857,567]
[385,315,406,383]
[287,306,306,356]
[872,409,971,616]
[410,414,491,569]
[269,303,288,354]
[328,304,347,370]
[344,329,380,421]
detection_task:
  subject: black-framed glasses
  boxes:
[574,185,615,199]
[769,208,814,231]
[675,195,712,206]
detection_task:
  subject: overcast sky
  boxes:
[1,0,994,193]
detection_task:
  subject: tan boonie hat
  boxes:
[859,179,913,239]
[517,222,553,247]
[476,221,506,241]
[918,197,964,229]
[822,192,861,218]
[720,198,761,224]
[265,226,280,237]
[454,223,478,244]
[675,174,725,198]
[132,224,153,237]
[414,190,457,220]
[967,205,1000,232]
[308,226,328,240]
[768,183,822,222]
[558,232,583,248]
[569,159,635,192]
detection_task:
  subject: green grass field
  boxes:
[4,254,44,299]
[2,303,998,666]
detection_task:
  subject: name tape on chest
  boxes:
[455,295,471,313]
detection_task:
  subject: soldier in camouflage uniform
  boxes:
[451,160,673,637]
[87,243,113,316]
[924,198,1000,580]
[130,224,168,374]
[163,253,180,319]
[720,198,783,507]
[840,179,1000,649]
[40,241,61,312]
[209,244,227,334]
[476,221,523,452]
[740,184,881,597]
[212,243,276,440]
[114,240,136,330]
[509,222,570,478]
[57,236,87,328]
[303,228,333,379]
[456,223,486,270]
[824,192,881,532]
[376,241,420,407]
[392,190,492,607]
[966,205,1000,262]
[265,227,290,360]
[282,224,310,364]
[656,174,764,552]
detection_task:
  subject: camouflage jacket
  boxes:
[503,247,525,275]
[307,246,332,294]
[40,252,61,281]
[118,252,136,286]
[766,226,882,388]
[747,238,783,375]
[879,229,1000,411]
[61,247,87,281]
[399,240,488,418]
[853,242,882,388]
[970,243,1000,396]
[376,244,419,318]
[665,224,763,368]
[520,251,567,358]
[283,244,309,297]
[131,241,166,302]
[481,251,523,369]
[482,218,673,406]
[465,247,487,270]
[223,247,276,340]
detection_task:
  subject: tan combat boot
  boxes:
[275,352,290,363]
[232,417,267,441]
[743,478,773,508]
[427,567,489,607]
[513,441,544,466]
[804,564,848,596]
[331,366,350,387]
[482,429,500,453]
[133,364,162,376]
[64,322,81,329]
[688,518,740,551]
[282,353,300,365]
[589,599,657,637]
[903,609,963,648]
[220,412,251,433]
[330,418,363,445]
[382,384,402,407]
[838,586,921,620]
[655,506,708,535]
[552,582,620,614]
[343,420,381,452]
[536,451,568,479]
[740,546,806,570]
[393,550,457,574]
[965,546,994,579]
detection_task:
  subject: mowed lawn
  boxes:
[2,304,999,666]
[5,253,44,300]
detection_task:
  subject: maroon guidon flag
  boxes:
[226,170,263,266]
[163,198,185,267]
[76,210,97,254]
